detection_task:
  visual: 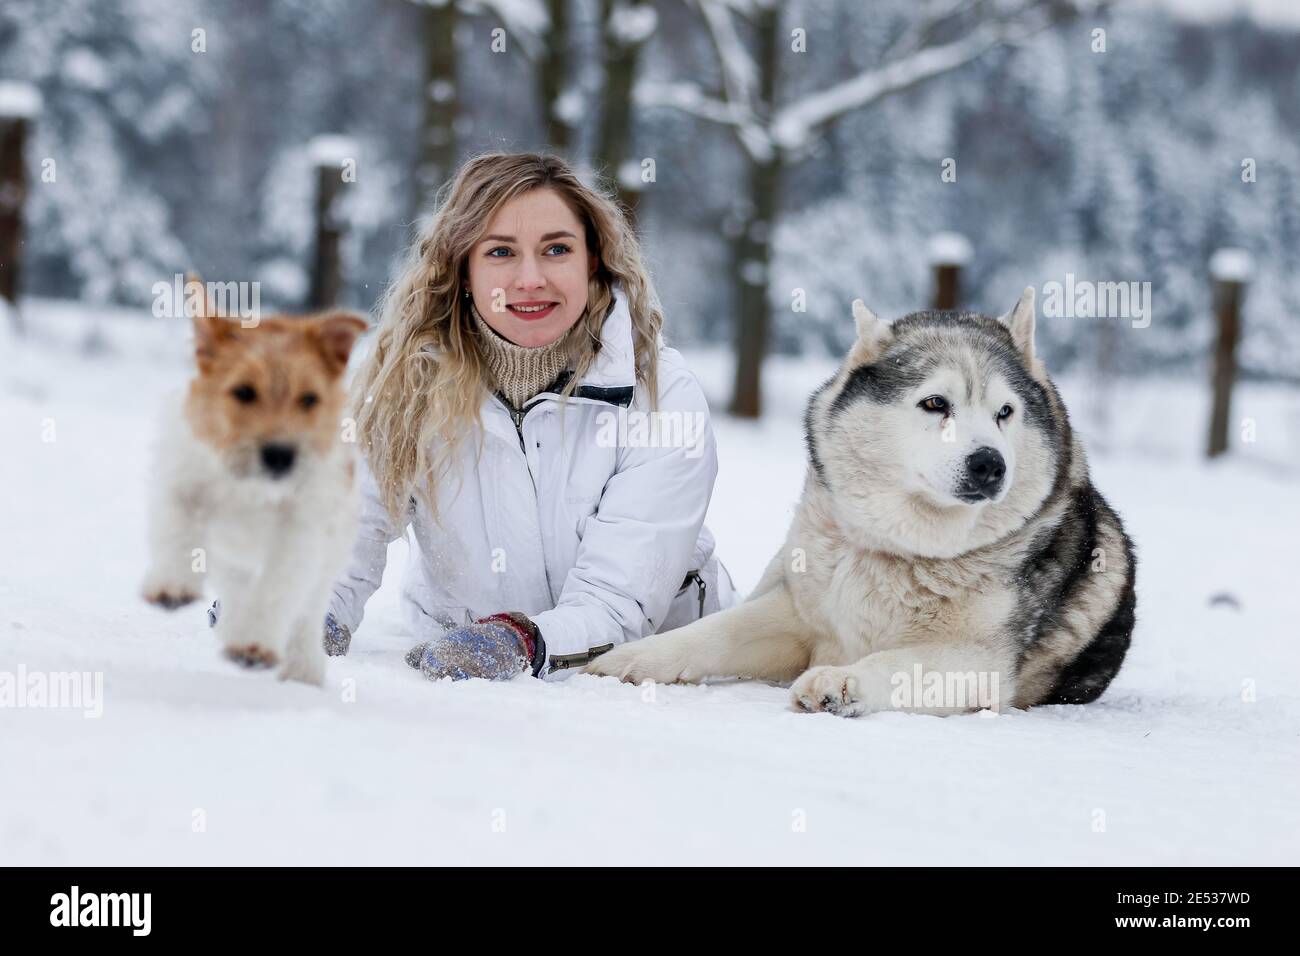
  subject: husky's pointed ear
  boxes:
[998,286,1037,364]
[848,299,891,365]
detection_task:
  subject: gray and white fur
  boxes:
[587,288,1136,716]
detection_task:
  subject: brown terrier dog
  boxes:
[141,278,367,684]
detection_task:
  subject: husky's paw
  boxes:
[141,572,201,610]
[584,640,693,685]
[223,644,279,669]
[791,666,868,718]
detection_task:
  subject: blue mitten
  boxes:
[323,613,351,657]
[405,613,540,681]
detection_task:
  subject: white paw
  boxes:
[141,567,203,610]
[222,642,279,670]
[277,630,327,686]
[584,640,694,685]
[278,651,326,686]
[791,666,868,718]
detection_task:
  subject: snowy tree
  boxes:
[637,0,1104,416]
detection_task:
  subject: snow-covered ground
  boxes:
[2,300,1298,865]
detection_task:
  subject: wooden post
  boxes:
[0,82,41,332]
[928,233,971,311]
[307,135,356,310]
[1207,248,1252,459]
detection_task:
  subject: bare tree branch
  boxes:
[770,7,1060,151]
[654,0,1096,159]
[632,80,747,127]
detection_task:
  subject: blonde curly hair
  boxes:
[352,152,664,522]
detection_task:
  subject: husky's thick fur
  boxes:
[588,289,1136,716]
[140,289,367,685]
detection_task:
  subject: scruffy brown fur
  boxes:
[141,279,367,683]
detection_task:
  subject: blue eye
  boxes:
[997,404,1014,421]
[486,247,512,258]
[544,243,572,256]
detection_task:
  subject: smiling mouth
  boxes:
[507,301,558,320]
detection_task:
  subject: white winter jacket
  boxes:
[328,288,736,678]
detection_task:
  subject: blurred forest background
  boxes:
[1,0,1297,416]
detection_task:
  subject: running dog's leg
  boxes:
[279,612,328,686]
[217,516,328,670]
[792,641,1016,718]
[585,584,811,685]
[141,473,209,609]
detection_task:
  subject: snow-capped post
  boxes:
[1206,248,1252,459]
[0,82,41,327]
[307,135,356,310]
[928,233,972,311]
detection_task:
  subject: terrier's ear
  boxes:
[190,272,243,376]
[847,299,891,365]
[997,287,1036,365]
[312,311,369,373]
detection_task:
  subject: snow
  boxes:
[0,81,42,119]
[927,232,973,266]
[607,3,658,46]
[307,134,359,167]
[1153,0,1300,28]
[475,0,549,38]
[1209,248,1254,283]
[553,88,585,127]
[617,158,644,190]
[61,48,111,91]
[2,300,1298,865]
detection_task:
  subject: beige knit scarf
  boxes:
[470,304,578,410]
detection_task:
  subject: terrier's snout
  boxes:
[965,446,1005,497]
[260,443,297,478]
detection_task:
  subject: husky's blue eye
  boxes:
[997,404,1014,420]
[920,395,948,413]
[230,384,257,404]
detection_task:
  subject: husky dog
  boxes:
[140,283,367,685]
[588,289,1136,716]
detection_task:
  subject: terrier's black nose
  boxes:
[965,446,1005,495]
[260,443,296,477]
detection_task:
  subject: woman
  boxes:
[325,152,735,681]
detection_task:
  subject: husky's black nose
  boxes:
[260,443,296,478]
[965,446,1005,497]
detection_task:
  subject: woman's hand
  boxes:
[406,612,539,681]
[323,613,351,656]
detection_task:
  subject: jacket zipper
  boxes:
[496,393,554,606]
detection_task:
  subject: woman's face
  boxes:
[466,187,593,348]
